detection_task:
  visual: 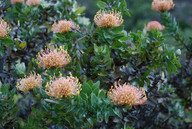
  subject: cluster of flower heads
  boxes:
[16,72,43,92]
[0,19,11,39]
[94,10,123,27]
[107,81,147,106]
[36,46,71,68]
[51,20,78,33]
[152,0,175,11]
[11,0,40,6]
[144,0,175,31]
[45,73,81,99]
[144,21,165,31]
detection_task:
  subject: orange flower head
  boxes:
[11,0,24,4]
[107,81,147,106]
[52,20,78,33]
[26,0,40,6]
[152,0,175,11]
[16,72,43,92]
[45,73,81,99]
[36,46,71,68]
[0,19,11,39]
[94,10,123,27]
[144,21,165,31]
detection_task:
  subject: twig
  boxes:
[44,99,59,104]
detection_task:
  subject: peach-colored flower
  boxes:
[152,0,175,11]
[94,10,123,27]
[26,0,40,6]
[0,19,11,39]
[45,73,81,99]
[11,0,24,4]
[144,21,165,31]
[52,20,78,33]
[16,72,43,92]
[107,81,147,106]
[36,46,71,68]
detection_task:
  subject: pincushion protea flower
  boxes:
[36,46,71,68]
[26,0,40,6]
[45,73,81,99]
[107,81,147,106]
[51,20,78,33]
[152,0,175,11]
[11,0,24,4]
[16,72,43,92]
[144,21,165,31]
[0,19,11,39]
[94,10,123,27]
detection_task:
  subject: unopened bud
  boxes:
[158,46,163,52]
[176,49,181,55]
[161,72,165,80]
[15,60,26,75]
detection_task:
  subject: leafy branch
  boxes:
[160,12,191,53]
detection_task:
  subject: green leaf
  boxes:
[0,43,4,56]
[97,1,106,9]
[111,26,124,33]
[91,93,98,107]
[113,108,122,118]
[87,80,94,88]
[98,90,106,98]
[81,83,92,95]
[119,0,127,9]
[80,92,88,100]
[1,38,13,45]
[75,7,86,14]
[104,111,110,123]
[86,118,93,126]
[58,123,63,129]
[125,9,131,17]
[92,88,99,96]
[119,36,129,41]
[112,41,123,48]
[1,84,10,93]
[10,88,16,96]
[93,81,100,89]
[97,111,103,121]
[167,59,178,72]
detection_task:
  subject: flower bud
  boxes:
[77,17,90,26]
[176,49,181,55]
[145,21,165,31]
[158,46,163,52]
[15,60,26,75]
